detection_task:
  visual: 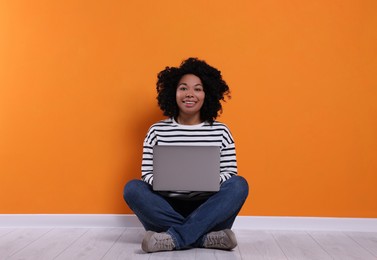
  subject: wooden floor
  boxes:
[1,228,377,259]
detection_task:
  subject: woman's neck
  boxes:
[176,115,202,125]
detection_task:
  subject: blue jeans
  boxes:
[123,175,249,249]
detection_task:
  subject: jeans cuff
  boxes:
[166,230,180,249]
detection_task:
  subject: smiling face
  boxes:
[175,74,205,124]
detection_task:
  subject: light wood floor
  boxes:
[1,228,377,259]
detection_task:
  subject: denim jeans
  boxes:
[123,175,249,249]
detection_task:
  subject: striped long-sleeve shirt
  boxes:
[141,118,237,185]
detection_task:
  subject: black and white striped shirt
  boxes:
[141,118,237,185]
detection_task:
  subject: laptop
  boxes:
[152,145,221,192]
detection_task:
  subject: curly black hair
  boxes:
[156,57,230,124]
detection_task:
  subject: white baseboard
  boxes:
[1,214,376,232]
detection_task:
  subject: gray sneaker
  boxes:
[203,229,237,250]
[142,231,175,253]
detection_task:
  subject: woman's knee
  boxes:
[234,175,249,187]
[123,179,145,202]
[228,175,249,198]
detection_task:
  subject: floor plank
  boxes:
[309,231,376,260]
[236,230,287,260]
[272,231,332,260]
[0,228,52,259]
[101,228,149,260]
[0,228,15,237]
[1,228,377,259]
[194,247,242,260]
[8,228,88,260]
[345,231,377,258]
[148,248,198,260]
[54,228,125,260]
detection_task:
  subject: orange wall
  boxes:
[1,1,376,217]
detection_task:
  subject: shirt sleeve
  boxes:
[141,127,156,185]
[219,127,238,184]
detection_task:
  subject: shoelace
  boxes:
[153,234,174,250]
[206,232,227,247]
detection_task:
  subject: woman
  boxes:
[123,57,249,253]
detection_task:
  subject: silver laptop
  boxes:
[152,145,220,192]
